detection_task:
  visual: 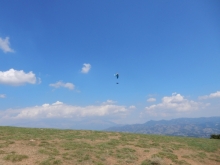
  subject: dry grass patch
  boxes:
[209,154,220,162]
[0,150,5,154]
[0,141,14,148]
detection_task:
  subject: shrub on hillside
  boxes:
[210,134,220,139]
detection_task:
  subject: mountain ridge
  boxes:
[105,116,220,138]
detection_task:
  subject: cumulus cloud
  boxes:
[0,68,37,86]
[81,63,91,73]
[49,81,74,90]
[146,93,201,113]
[0,101,128,119]
[0,94,6,98]
[0,37,14,53]
[147,98,156,102]
[199,91,220,100]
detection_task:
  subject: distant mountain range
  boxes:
[105,117,220,138]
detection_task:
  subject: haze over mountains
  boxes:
[105,117,220,138]
[2,116,220,138]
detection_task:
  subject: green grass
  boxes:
[62,141,93,150]
[0,126,220,165]
[39,157,62,165]
[195,152,207,159]
[3,153,28,162]
[152,151,178,162]
[173,159,191,165]
[62,152,74,160]
[38,148,59,156]
[115,147,137,162]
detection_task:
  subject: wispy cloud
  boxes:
[145,93,202,113]
[81,63,91,73]
[49,81,74,90]
[0,101,128,119]
[0,68,37,86]
[102,100,117,105]
[0,94,6,98]
[199,91,220,100]
[0,37,14,53]
[129,105,136,109]
[147,98,156,102]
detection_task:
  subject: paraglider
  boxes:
[114,73,119,84]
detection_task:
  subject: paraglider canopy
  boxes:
[114,73,119,84]
[114,73,119,79]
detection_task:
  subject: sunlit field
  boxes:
[0,126,219,165]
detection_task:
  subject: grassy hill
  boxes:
[0,126,219,165]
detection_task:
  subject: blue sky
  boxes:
[0,0,220,130]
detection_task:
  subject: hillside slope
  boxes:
[0,126,220,165]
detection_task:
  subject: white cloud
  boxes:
[81,63,91,73]
[0,94,6,98]
[147,98,156,102]
[146,93,201,112]
[0,68,37,86]
[0,37,14,53]
[199,91,220,100]
[102,100,117,105]
[52,101,63,105]
[49,81,74,90]
[1,101,128,119]
[129,105,136,109]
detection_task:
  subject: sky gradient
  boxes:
[0,0,220,130]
